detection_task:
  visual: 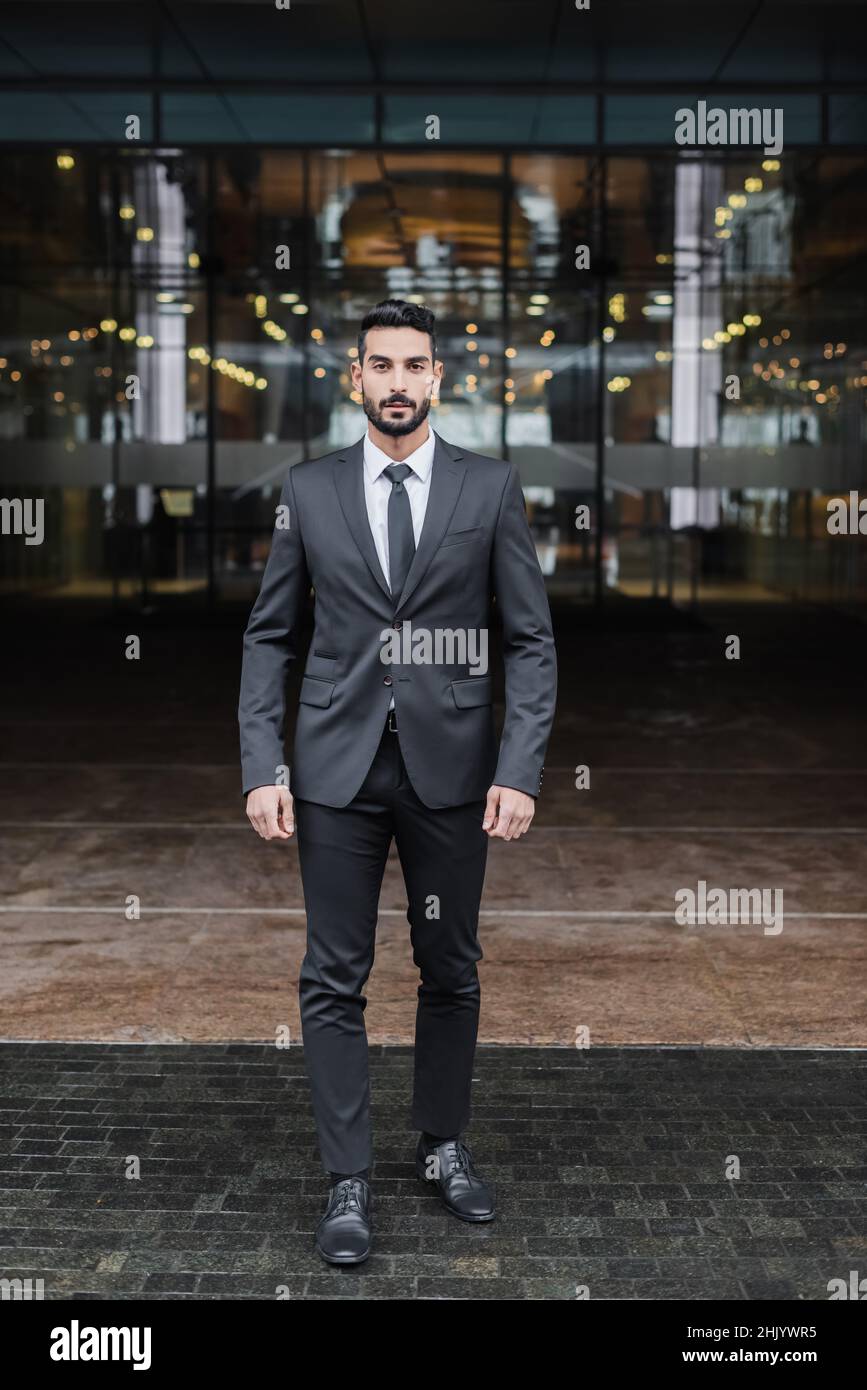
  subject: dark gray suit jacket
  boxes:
[238,432,556,808]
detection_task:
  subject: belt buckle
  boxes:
[387,708,398,732]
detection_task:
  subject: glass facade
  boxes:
[1,142,866,607]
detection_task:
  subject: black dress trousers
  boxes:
[294,716,489,1175]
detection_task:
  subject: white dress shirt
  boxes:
[363,423,436,710]
[363,424,436,589]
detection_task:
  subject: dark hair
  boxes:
[357,299,437,364]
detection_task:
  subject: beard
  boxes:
[363,391,431,438]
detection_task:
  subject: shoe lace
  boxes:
[333,1178,363,1215]
[443,1139,472,1177]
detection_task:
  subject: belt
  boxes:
[386,708,398,733]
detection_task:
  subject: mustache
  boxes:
[383,397,414,407]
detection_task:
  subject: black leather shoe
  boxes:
[415,1136,495,1222]
[314,1177,371,1265]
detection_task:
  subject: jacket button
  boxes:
[392,622,402,630]
[383,675,393,686]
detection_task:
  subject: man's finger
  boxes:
[265,808,290,840]
[482,789,499,831]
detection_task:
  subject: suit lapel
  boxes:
[332,436,392,602]
[394,434,466,614]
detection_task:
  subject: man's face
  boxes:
[351,326,443,437]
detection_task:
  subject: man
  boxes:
[238,299,556,1265]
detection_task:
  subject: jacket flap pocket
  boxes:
[451,675,492,708]
[299,674,335,708]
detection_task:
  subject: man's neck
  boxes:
[366,420,431,463]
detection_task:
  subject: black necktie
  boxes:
[383,463,415,603]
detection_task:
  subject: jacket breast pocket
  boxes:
[306,652,337,677]
[440,525,483,549]
[299,674,335,708]
[451,675,492,708]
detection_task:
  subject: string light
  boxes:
[186,346,267,390]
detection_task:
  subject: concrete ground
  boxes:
[0,599,864,1048]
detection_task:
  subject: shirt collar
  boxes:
[363,423,436,485]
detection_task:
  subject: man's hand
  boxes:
[246,785,294,840]
[482,785,535,840]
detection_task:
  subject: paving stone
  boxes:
[0,1041,863,1299]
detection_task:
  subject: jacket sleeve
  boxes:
[238,465,310,796]
[490,463,557,798]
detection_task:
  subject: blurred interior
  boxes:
[0,0,865,612]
